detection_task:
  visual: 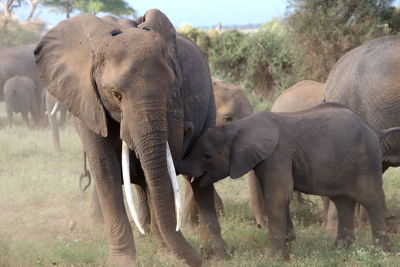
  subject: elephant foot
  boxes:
[333,236,355,249]
[200,238,227,259]
[372,231,392,252]
[107,254,136,267]
[268,243,290,261]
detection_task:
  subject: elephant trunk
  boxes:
[121,103,202,266]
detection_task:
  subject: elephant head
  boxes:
[34,9,197,264]
[179,114,279,187]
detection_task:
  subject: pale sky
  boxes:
[12,0,400,28]
[14,0,287,27]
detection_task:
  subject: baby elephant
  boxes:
[179,102,397,259]
[3,75,36,127]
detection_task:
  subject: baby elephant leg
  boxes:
[359,191,391,251]
[330,196,356,248]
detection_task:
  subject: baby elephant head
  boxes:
[179,114,280,187]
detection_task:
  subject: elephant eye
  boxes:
[112,90,122,103]
[224,115,233,122]
[204,154,211,160]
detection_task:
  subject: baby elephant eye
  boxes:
[112,90,123,103]
[204,154,211,160]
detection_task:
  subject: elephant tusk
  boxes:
[122,141,145,235]
[166,142,182,232]
[50,101,60,116]
[190,177,195,183]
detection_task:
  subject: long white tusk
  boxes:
[50,101,60,116]
[166,142,182,232]
[122,141,145,235]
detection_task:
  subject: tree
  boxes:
[286,0,395,82]
[41,0,135,19]
[0,0,22,17]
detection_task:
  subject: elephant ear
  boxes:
[34,14,121,137]
[229,114,280,179]
[137,9,176,48]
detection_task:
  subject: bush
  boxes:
[0,18,41,46]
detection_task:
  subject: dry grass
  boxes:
[1,102,400,266]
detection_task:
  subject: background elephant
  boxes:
[34,10,225,266]
[0,44,44,125]
[179,103,394,259]
[3,75,37,127]
[45,91,68,151]
[271,80,324,113]
[324,35,400,230]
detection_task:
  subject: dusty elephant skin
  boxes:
[179,102,396,260]
[3,75,37,127]
[324,35,400,231]
[34,9,226,266]
[0,45,44,125]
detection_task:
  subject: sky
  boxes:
[14,0,287,27]
[12,0,400,28]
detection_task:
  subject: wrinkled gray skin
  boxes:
[324,35,400,231]
[45,91,68,152]
[179,102,394,259]
[271,80,328,221]
[0,45,44,125]
[182,78,266,228]
[3,75,37,127]
[34,10,226,266]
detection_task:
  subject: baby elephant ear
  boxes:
[229,114,279,179]
[34,14,119,137]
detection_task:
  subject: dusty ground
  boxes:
[1,103,400,266]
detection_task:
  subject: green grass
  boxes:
[1,102,400,266]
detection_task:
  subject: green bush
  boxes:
[0,18,41,46]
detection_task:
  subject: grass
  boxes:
[1,102,400,266]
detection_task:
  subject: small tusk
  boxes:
[50,101,60,116]
[190,177,195,183]
[166,142,182,232]
[122,141,145,235]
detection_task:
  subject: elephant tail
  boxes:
[378,127,400,140]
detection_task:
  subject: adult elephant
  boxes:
[34,10,225,266]
[0,44,44,125]
[45,91,68,151]
[324,35,400,228]
[271,80,324,113]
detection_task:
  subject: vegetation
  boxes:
[0,18,41,46]
[41,0,135,18]
[1,103,400,266]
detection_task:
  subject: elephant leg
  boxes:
[182,176,224,230]
[6,106,13,127]
[77,122,136,265]
[359,191,391,251]
[326,200,338,234]
[48,112,61,152]
[248,170,266,228]
[321,196,330,225]
[330,196,356,248]
[90,186,104,224]
[191,182,227,258]
[59,109,67,127]
[21,111,30,127]
[285,204,296,243]
[182,177,199,229]
[135,184,151,232]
